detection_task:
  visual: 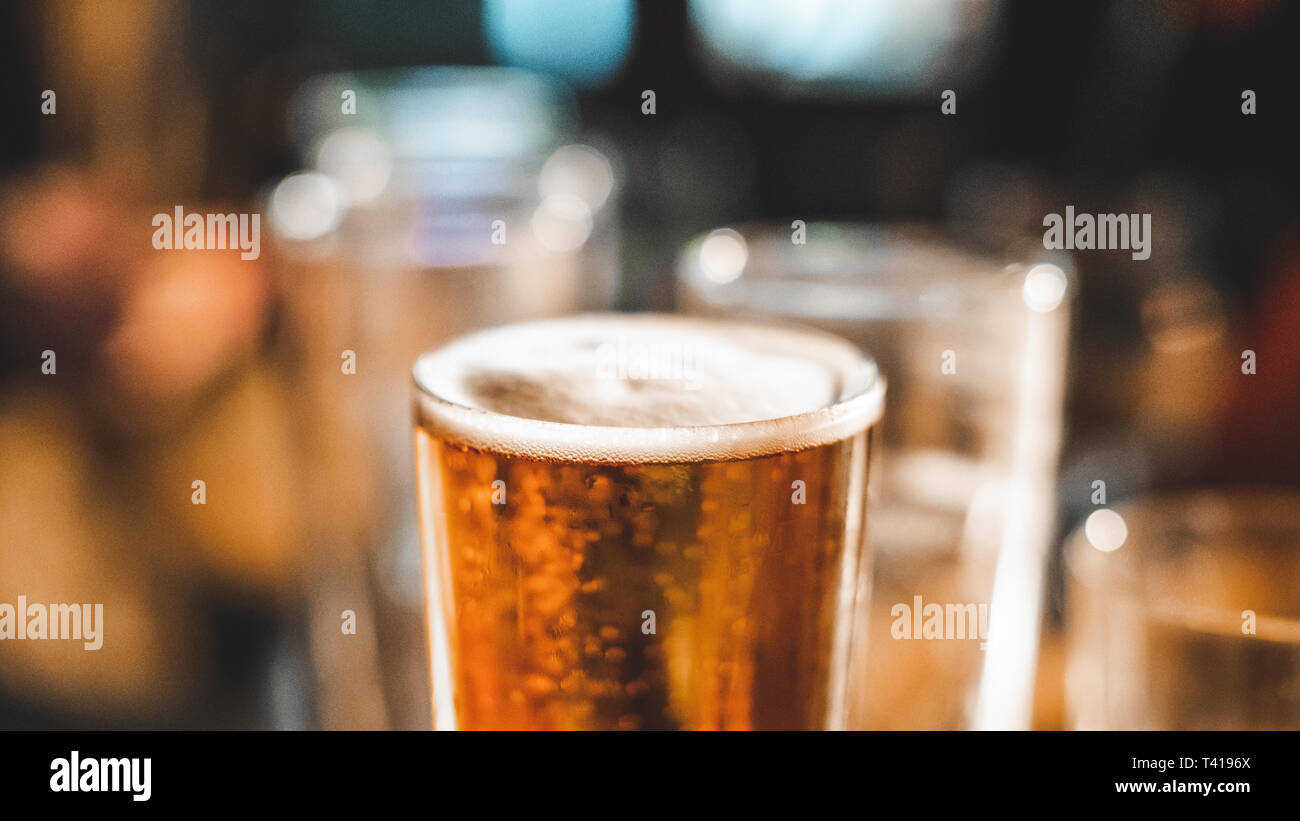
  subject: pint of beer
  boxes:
[412,315,884,729]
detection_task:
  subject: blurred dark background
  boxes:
[1,0,1297,729]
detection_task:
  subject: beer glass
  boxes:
[677,223,1073,729]
[1066,489,1300,730]
[412,314,884,729]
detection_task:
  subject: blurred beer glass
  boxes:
[269,68,618,728]
[412,314,884,729]
[677,223,1072,729]
[1066,489,1300,730]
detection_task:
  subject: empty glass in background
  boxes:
[1066,489,1300,730]
[267,67,618,728]
[677,223,1073,729]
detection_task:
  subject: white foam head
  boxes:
[413,314,883,463]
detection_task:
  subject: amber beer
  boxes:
[412,315,883,729]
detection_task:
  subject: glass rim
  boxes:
[411,312,885,465]
[1065,487,1300,642]
[676,220,1074,321]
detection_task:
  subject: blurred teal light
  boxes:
[690,0,963,93]
[485,0,635,89]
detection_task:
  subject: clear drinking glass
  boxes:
[269,67,618,728]
[677,222,1073,729]
[411,314,884,729]
[1066,488,1300,730]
